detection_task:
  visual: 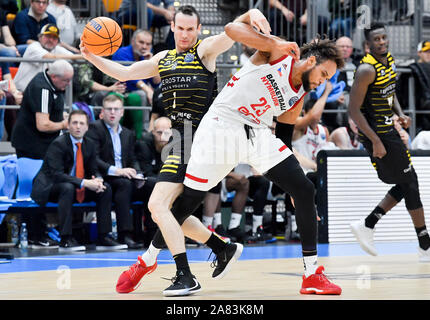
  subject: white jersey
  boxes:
[292,124,328,162]
[211,55,306,128]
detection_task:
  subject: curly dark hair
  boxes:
[301,35,345,69]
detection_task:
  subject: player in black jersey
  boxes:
[348,22,430,262]
[81,6,273,296]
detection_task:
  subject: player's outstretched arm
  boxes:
[198,8,271,71]
[80,39,164,81]
[224,21,299,62]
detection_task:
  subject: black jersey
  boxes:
[358,52,397,136]
[158,40,217,138]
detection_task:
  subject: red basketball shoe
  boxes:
[300,266,342,295]
[116,256,157,293]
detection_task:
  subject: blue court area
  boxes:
[0,241,419,274]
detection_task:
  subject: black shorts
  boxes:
[208,181,221,194]
[156,153,188,183]
[156,136,191,184]
[361,130,414,184]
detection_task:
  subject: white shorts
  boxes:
[184,111,293,191]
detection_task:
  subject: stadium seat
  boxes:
[16,157,43,200]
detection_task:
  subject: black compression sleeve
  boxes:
[275,122,295,149]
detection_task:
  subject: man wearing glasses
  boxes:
[12,0,56,56]
[86,93,156,249]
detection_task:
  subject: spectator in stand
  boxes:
[148,85,163,131]
[292,81,334,174]
[13,23,81,93]
[327,0,361,39]
[46,0,80,53]
[406,40,430,132]
[112,29,160,139]
[135,116,171,245]
[11,59,73,249]
[73,62,126,106]
[329,116,363,150]
[269,0,328,46]
[310,70,347,132]
[86,94,156,249]
[0,7,20,81]
[136,116,171,178]
[411,130,430,150]
[12,0,56,56]
[31,109,126,252]
[116,0,175,49]
[336,36,356,94]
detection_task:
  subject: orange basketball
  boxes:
[82,16,122,56]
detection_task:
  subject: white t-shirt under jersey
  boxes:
[211,55,306,128]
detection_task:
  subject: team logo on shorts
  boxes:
[184,53,195,62]
[289,96,299,106]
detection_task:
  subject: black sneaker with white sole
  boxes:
[163,270,201,297]
[96,235,128,251]
[59,237,86,252]
[211,242,243,279]
[29,236,60,250]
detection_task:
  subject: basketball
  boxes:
[82,16,122,56]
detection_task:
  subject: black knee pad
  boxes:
[400,172,422,210]
[387,184,404,203]
[171,186,206,225]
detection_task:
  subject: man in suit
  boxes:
[86,94,156,249]
[136,116,171,178]
[31,109,128,252]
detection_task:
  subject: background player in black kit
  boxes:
[349,22,430,262]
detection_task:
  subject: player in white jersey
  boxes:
[293,123,329,160]
[178,19,345,293]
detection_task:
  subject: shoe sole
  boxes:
[163,280,202,297]
[96,244,128,251]
[30,245,59,250]
[213,243,243,280]
[300,287,342,295]
[350,224,377,256]
[59,246,86,252]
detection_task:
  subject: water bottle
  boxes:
[20,222,28,249]
[10,218,19,246]
[111,212,117,240]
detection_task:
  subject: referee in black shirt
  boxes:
[11,59,74,248]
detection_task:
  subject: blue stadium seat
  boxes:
[16,157,43,200]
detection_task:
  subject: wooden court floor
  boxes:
[1,253,429,300]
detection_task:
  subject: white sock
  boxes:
[228,213,242,230]
[252,215,263,233]
[213,212,222,228]
[141,242,161,266]
[303,255,318,277]
[202,215,214,228]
